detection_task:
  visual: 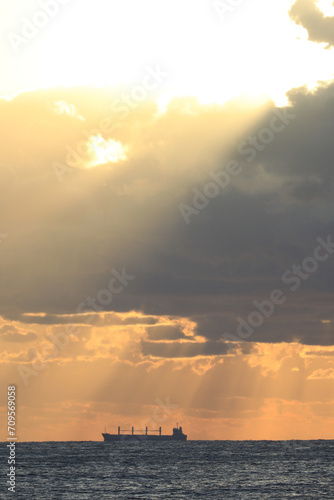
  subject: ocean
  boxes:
[2,440,334,498]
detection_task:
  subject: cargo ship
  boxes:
[102,424,187,442]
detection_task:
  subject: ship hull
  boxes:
[102,433,187,442]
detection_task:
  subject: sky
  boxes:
[1,0,334,441]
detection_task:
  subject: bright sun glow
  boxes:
[317,0,334,16]
[53,101,85,120]
[2,0,334,106]
[87,135,128,168]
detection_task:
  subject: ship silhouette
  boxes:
[102,424,187,442]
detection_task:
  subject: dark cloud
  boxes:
[146,325,188,341]
[1,82,334,348]
[14,312,158,327]
[290,0,334,47]
[141,340,234,358]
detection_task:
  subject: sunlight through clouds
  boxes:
[2,0,334,106]
[53,100,85,121]
[86,135,128,168]
[317,0,334,16]
[2,0,334,445]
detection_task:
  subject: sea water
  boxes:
[1,440,334,498]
